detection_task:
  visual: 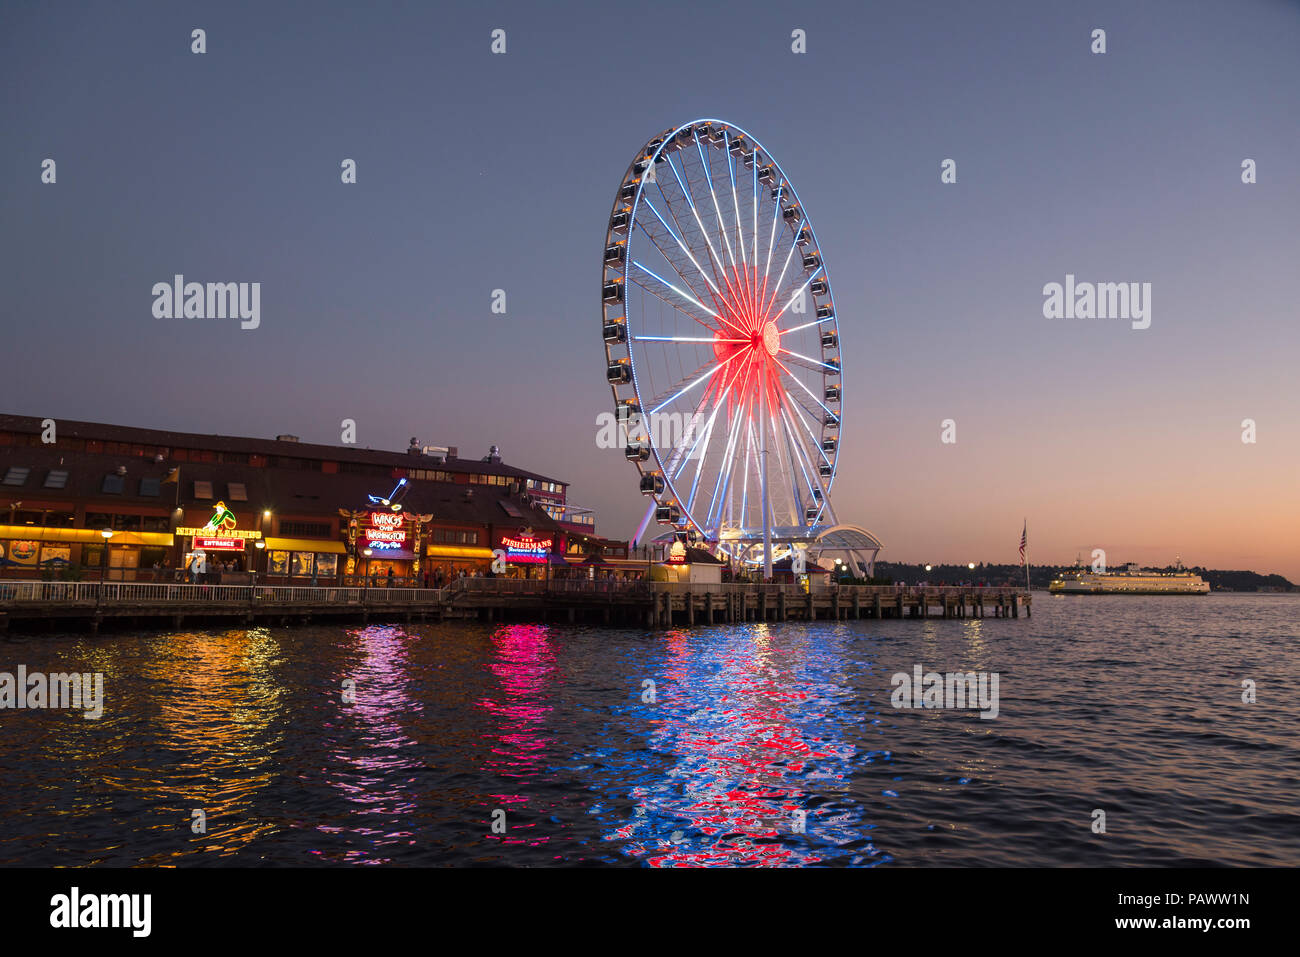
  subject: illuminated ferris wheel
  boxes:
[602,119,845,573]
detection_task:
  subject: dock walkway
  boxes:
[0,579,1030,632]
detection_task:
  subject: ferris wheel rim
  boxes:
[602,118,843,549]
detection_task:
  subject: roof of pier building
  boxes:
[0,444,566,534]
[0,413,567,490]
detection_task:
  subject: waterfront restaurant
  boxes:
[0,414,589,585]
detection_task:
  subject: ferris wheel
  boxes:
[602,119,843,573]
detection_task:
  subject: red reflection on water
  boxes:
[475,624,557,846]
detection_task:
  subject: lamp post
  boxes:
[362,547,373,605]
[249,539,265,612]
[94,528,113,613]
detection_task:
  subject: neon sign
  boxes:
[194,537,245,551]
[177,502,259,549]
[364,511,407,547]
[501,534,552,563]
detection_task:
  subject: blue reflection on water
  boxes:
[603,625,893,866]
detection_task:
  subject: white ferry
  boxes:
[1049,559,1210,595]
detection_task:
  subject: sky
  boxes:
[1,0,1297,579]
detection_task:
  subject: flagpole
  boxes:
[1024,518,1030,593]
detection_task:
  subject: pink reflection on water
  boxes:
[475,624,557,846]
[314,624,420,864]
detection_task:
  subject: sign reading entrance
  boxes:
[194,537,245,551]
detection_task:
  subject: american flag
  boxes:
[1019,520,1027,564]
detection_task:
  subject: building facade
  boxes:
[0,414,619,585]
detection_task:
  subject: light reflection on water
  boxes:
[0,594,1297,867]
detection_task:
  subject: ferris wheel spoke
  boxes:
[751,160,759,280]
[780,416,815,518]
[686,142,754,324]
[630,260,724,324]
[762,216,804,318]
[633,221,719,324]
[660,388,714,482]
[784,384,832,437]
[702,354,756,530]
[781,315,834,336]
[724,132,748,271]
[779,347,841,374]
[766,266,824,326]
[633,335,747,344]
[740,420,755,529]
[757,185,783,338]
[684,410,718,516]
[694,132,737,272]
[669,152,733,310]
[766,401,800,526]
[772,355,840,423]
[646,351,738,417]
[642,196,726,305]
[683,350,751,510]
[628,272,717,333]
[778,400,825,500]
[784,389,836,469]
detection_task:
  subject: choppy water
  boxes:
[1,594,1296,867]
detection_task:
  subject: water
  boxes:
[1,594,1296,867]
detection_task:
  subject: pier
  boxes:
[0,579,1029,632]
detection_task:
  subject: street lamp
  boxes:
[362,548,373,603]
[253,539,265,584]
[968,562,976,570]
[100,528,113,579]
[94,528,113,614]
[924,564,932,573]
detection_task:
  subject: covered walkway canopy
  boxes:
[656,523,885,577]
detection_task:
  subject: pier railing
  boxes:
[0,579,1028,605]
[0,581,450,605]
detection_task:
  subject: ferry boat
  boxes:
[1049,559,1210,595]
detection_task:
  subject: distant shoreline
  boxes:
[872,562,1296,593]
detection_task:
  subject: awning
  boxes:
[0,526,173,546]
[263,537,347,554]
[108,531,176,546]
[426,545,495,559]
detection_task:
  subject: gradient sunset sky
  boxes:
[2,0,1297,579]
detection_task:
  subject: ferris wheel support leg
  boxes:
[632,498,657,553]
[760,382,773,579]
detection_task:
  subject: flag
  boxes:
[162,467,179,484]
[1019,520,1027,565]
